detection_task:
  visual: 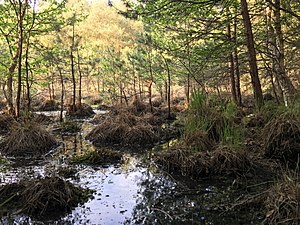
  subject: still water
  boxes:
[0,112,262,225]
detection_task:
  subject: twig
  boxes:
[151,207,173,220]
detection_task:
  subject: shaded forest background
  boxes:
[0,0,299,117]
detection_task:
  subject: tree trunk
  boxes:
[6,52,19,115]
[77,50,82,108]
[240,0,264,108]
[58,67,64,122]
[273,0,295,105]
[148,55,153,113]
[15,0,27,118]
[233,17,242,106]
[25,41,31,112]
[227,24,238,104]
[70,19,76,112]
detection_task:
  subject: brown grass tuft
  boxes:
[0,176,92,218]
[183,130,213,152]
[66,103,95,118]
[0,121,57,157]
[37,99,60,111]
[264,173,300,225]
[209,145,256,176]
[262,112,300,167]
[155,143,260,178]
[0,114,15,134]
[87,110,166,148]
[154,144,210,177]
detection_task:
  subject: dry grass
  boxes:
[0,121,57,157]
[66,103,95,118]
[262,112,300,167]
[37,99,59,111]
[0,176,92,218]
[264,173,300,225]
[0,114,15,134]
[155,143,260,178]
[183,130,213,152]
[87,110,164,148]
[209,145,256,176]
[154,144,210,177]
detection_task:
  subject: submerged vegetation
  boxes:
[70,148,122,165]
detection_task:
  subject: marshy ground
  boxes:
[0,95,298,225]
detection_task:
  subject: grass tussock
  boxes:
[70,148,122,165]
[183,130,213,152]
[264,173,300,225]
[155,143,257,178]
[60,120,81,133]
[0,121,57,157]
[0,114,15,134]
[67,103,95,118]
[37,99,60,111]
[262,112,300,167]
[154,144,210,177]
[87,109,172,148]
[209,145,256,176]
[0,176,92,218]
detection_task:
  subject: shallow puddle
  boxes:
[0,113,263,225]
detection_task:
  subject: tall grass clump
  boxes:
[183,89,215,151]
[221,102,243,146]
[185,88,210,132]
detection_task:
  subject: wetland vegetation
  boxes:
[0,0,299,224]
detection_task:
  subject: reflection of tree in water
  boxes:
[125,169,204,225]
[61,133,95,158]
[126,168,264,225]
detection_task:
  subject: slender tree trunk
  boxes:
[227,24,238,104]
[240,0,264,108]
[58,67,64,122]
[148,56,153,113]
[70,18,76,112]
[6,52,19,115]
[138,73,142,100]
[233,17,242,106]
[167,63,171,119]
[164,80,168,103]
[15,0,27,118]
[25,41,30,112]
[273,0,295,105]
[77,50,82,108]
[119,81,123,104]
[48,83,52,100]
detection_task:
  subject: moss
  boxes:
[70,148,122,165]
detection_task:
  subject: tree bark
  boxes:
[227,24,238,104]
[58,66,64,122]
[15,0,27,118]
[77,50,82,108]
[70,17,76,112]
[273,0,295,105]
[233,16,242,106]
[240,0,264,108]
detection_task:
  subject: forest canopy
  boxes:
[0,0,299,116]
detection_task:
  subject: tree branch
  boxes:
[265,0,300,21]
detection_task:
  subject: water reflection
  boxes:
[0,113,262,225]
